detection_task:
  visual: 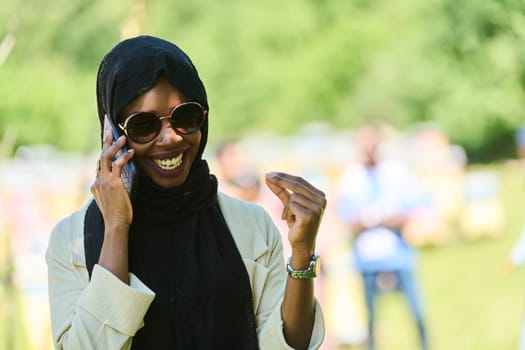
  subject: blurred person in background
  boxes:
[335,122,429,350]
[505,124,525,350]
[213,139,288,250]
[517,125,525,160]
[46,35,326,350]
[214,139,267,203]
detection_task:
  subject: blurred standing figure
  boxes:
[213,140,289,255]
[516,125,525,160]
[214,139,265,203]
[336,123,429,350]
[506,125,525,350]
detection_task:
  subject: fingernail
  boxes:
[266,172,279,179]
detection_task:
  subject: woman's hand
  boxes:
[265,172,326,257]
[90,116,135,230]
[266,171,326,350]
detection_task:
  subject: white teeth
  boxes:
[153,153,183,170]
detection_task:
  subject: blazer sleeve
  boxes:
[46,209,155,350]
[219,193,325,349]
[255,209,325,350]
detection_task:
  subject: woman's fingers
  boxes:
[95,116,134,191]
[111,147,134,177]
[265,172,326,209]
[265,172,326,253]
[99,134,132,179]
[287,192,325,217]
[265,171,326,227]
[265,178,290,220]
[100,116,114,174]
[100,115,132,176]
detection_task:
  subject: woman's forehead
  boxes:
[122,78,186,114]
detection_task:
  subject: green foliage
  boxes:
[1,0,524,160]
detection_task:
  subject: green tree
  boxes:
[1,0,524,161]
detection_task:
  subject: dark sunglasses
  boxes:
[119,102,207,144]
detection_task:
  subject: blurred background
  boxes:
[1,0,525,349]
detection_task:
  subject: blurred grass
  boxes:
[0,285,28,349]
[0,161,524,350]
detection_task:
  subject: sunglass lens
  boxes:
[170,103,205,134]
[127,113,160,143]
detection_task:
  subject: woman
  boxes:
[46,35,325,349]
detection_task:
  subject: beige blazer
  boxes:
[46,192,324,349]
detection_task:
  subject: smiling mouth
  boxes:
[153,153,183,171]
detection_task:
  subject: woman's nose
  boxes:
[156,118,183,143]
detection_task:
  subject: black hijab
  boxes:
[84,35,259,349]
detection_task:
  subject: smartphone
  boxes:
[106,115,138,196]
